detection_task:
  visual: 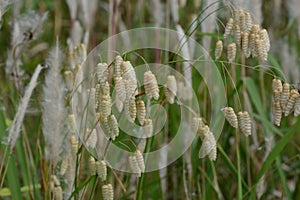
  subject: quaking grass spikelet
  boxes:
[114,76,126,102]
[227,43,237,63]
[137,100,146,125]
[237,111,251,136]
[70,135,78,157]
[88,156,96,175]
[96,160,107,181]
[234,25,241,46]
[114,55,123,77]
[281,83,290,110]
[242,32,250,58]
[108,114,119,140]
[215,40,223,59]
[272,78,283,102]
[144,70,159,100]
[102,184,114,200]
[129,155,141,177]
[135,149,145,172]
[221,107,238,128]
[284,89,299,116]
[143,118,153,137]
[224,18,234,39]
[294,98,300,117]
[272,101,282,126]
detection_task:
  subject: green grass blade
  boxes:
[0,108,23,200]
[254,120,300,184]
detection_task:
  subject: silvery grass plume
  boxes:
[42,43,68,167]
[0,0,12,28]
[6,64,44,152]
[6,11,48,75]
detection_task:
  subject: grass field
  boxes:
[0,0,300,199]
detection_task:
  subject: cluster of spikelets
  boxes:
[221,107,252,136]
[128,150,146,177]
[271,78,300,126]
[215,9,270,62]
[50,175,63,200]
[192,117,217,161]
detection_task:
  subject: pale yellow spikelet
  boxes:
[70,135,78,157]
[143,118,153,137]
[237,111,251,136]
[136,100,146,125]
[124,78,138,98]
[272,79,283,102]
[227,43,237,63]
[259,29,270,52]
[192,117,205,133]
[234,10,242,26]
[166,75,177,96]
[284,89,299,116]
[102,184,114,200]
[244,12,252,33]
[86,128,97,149]
[109,114,119,140]
[198,125,210,141]
[281,83,290,110]
[129,155,141,177]
[101,116,113,139]
[95,83,101,111]
[221,107,238,128]
[294,98,300,117]
[135,149,145,172]
[64,71,74,90]
[101,95,112,118]
[164,86,175,104]
[215,40,223,59]
[88,156,96,175]
[96,63,108,84]
[272,101,282,126]
[251,24,260,35]
[60,156,69,176]
[114,55,123,77]
[102,81,110,96]
[272,79,283,92]
[129,96,137,122]
[96,160,107,182]
[234,25,241,46]
[207,133,217,161]
[239,11,247,32]
[224,18,234,39]
[53,186,63,200]
[121,61,137,82]
[249,33,257,57]
[114,76,126,102]
[144,71,159,100]
[257,39,268,61]
[242,32,250,58]
[68,114,77,133]
[199,131,217,161]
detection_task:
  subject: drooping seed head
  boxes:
[215,40,223,59]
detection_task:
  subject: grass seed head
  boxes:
[96,160,107,182]
[137,100,146,125]
[224,18,234,39]
[227,43,237,63]
[215,40,223,59]
[102,184,114,200]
